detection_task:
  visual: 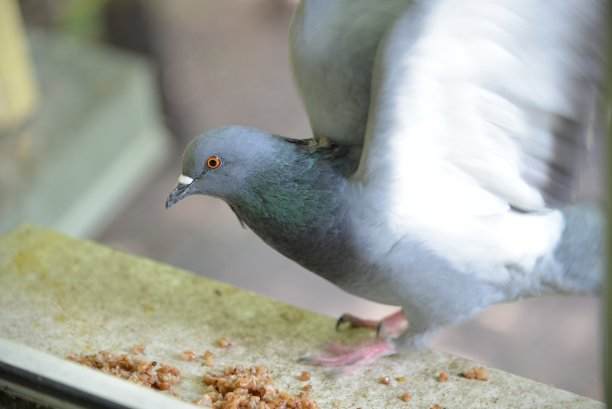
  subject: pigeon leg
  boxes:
[300,339,396,372]
[336,309,407,338]
[302,309,433,371]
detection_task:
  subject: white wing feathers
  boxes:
[357,0,604,215]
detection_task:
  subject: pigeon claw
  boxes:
[375,322,383,338]
[335,310,408,338]
[335,314,351,331]
[335,313,379,332]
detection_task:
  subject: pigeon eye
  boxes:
[206,155,222,170]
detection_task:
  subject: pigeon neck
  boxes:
[226,143,359,273]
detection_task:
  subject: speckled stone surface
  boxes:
[0,225,603,408]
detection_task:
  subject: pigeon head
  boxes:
[166,124,361,280]
[165,126,291,208]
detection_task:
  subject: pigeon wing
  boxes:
[290,0,411,146]
[356,0,605,216]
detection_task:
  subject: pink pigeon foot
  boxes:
[336,309,408,338]
[301,339,396,372]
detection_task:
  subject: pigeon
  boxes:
[166,0,605,369]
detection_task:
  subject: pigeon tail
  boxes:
[537,204,604,295]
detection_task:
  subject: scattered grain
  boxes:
[132,344,146,354]
[299,371,311,381]
[395,376,407,383]
[203,350,215,367]
[379,376,391,385]
[182,350,197,361]
[216,337,232,348]
[303,384,313,392]
[67,351,181,391]
[401,392,411,402]
[437,372,448,382]
[201,365,319,408]
[195,393,213,406]
[462,366,490,381]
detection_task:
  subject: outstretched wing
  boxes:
[290,0,411,146]
[357,0,604,216]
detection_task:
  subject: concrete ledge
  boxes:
[0,225,604,408]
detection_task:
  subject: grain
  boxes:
[462,366,490,381]
[379,376,391,385]
[216,337,232,348]
[203,350,215,367]
[67,351,181,391]
[132,344,146,354]
[199,365,319,408]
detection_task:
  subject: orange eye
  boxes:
[206,155,222,170]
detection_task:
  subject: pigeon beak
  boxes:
[166,175,195,209]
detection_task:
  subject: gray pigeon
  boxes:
[166,0,605,367]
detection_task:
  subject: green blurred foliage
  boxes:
[56,0,109,39]
[20,0,110,40]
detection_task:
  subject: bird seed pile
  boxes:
[68,348,319,408]
[66,351,181,391]
[198,365,319,408]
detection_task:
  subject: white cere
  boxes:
[178,175,194,185]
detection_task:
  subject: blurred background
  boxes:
[0,0,603,400]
